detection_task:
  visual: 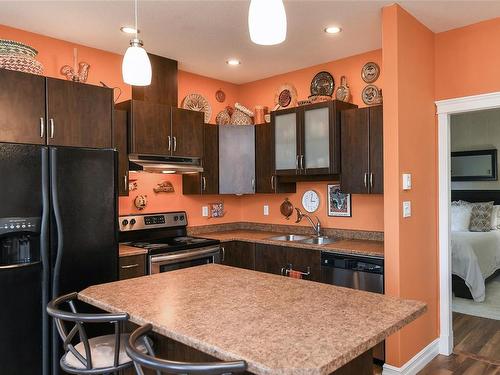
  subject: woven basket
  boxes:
[0,39,38,58]
[215,109,231,125]
[230,109,252,125]
[0,54,43,75]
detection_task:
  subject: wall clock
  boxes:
[301,190,320,213]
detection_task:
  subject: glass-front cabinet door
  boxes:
[303,104,331,174]
[273,109,299,175]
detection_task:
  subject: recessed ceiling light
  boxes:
[226,59,241,66]
[120,26,139,34]
[324,26,342,34]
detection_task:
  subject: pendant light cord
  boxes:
[134,0,138,39]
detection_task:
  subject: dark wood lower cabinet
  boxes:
[119,254,146,280]
[254,244,288,276]
[285,247,321,282]
[221,241,255,270]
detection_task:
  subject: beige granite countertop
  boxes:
[119,244,148,257]
[201,230,384,258]
[79,264,425,375]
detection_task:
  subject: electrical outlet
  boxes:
[402,173,412,190]
[403,201,411,218]
[263,205,269,216]
[202,206,209,217]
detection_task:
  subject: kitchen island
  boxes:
[79,264,425,375]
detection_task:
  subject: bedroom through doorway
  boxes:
[448,107,500,366]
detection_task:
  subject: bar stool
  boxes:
[126,324,248,375]
[47,292,144,374]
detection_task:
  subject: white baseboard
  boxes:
[382,338,440,375]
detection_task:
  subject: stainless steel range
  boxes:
[119,212,221,274]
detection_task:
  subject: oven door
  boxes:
[149,246,221,274]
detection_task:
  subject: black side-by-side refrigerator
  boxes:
[0,142,118,375]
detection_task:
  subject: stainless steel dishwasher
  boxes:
[320,251,385,362]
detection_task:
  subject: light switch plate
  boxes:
[202,206,209,217]
[263,205,269,216]
[403,201,411,218]
[402,173,412,190]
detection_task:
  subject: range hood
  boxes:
[129,154,203,174]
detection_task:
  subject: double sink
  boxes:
[266,234,336,245]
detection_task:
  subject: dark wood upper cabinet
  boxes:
[340,105,383,194]
[255,123,296,194]
[183,124,219,195]
[221,241,255,270]
[113,109,129,196]
[0,69,46,145]
[273,100,356,179]
[46,78,113,148]
[131,54,178,106]
[369,105,383,194]
[118,100,171,155]
[171,107,203,157]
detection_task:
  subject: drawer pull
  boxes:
[121,263,139,269]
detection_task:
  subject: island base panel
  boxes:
[124,323,374,375]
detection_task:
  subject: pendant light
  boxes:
[122,0,152,86]
[248,0,287,46]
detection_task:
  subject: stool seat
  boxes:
[63,333,147,370]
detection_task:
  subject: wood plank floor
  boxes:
[418,313,500,374]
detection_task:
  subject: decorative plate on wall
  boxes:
[215,89,226,103]
[361,62,380,83]
[310,71,335,96]
[275,83,298,108]
[362,84,383,105]
[182,93,212,123]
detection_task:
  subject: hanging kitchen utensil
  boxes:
[280,198,294,220]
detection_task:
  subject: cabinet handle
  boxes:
[124,175,128,191]
[370,173,374,190]
[49,118,55,139]
[296,155,299,171]
[251,178,255,191]
[202,176,207,191]
[300,155,304,171]
[271,175,275,190]
[121,263,139,269]
[221,246,225,262]
[364,173,368,188]
[173,136,177,152]
[39,117,44,138]
[168,136,171,151]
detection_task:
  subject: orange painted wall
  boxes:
[382,4,438,367]
[238,49,383,110]
[236,49,384,232]
[0,22,384,232]
[435,17,500,100]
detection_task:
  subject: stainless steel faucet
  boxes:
[295,208,322,237]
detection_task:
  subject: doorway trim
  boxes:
[436,91,500,356]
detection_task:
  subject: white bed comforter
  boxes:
[452,230,500,302]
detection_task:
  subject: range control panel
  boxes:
[119,212,187,232]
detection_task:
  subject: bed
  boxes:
[451,190,500,302]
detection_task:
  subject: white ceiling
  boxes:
[0,1,499,84]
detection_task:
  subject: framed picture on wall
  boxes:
[327,184,351,217]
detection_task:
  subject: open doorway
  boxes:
[436,94,500,371]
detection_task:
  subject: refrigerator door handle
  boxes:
[50,149,64,299]
[41,147,50,375]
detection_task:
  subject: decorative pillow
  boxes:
[451,205,472,232]
[469,201,495,232]
[451,200,470,206]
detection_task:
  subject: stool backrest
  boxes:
[46,292,129,371]
[126,324,247,375]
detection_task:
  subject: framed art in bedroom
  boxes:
[327,184,351,217]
